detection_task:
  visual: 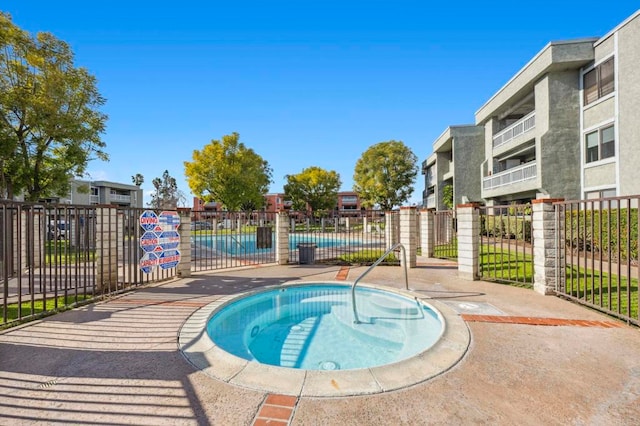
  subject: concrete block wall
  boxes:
[399,207,417,268]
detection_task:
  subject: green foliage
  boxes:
[284,166,341,215]
[131,173,144,186]
[1,294,91,326]
[479,247,533,287]
[442,184,454,209]
[0,12,108,201]
[481,215,532,242]
[564,265,638,318]
[565,208,638,262]
[45,241,95,264]
[353,140,418,210]
[149,170,184,209]
[184,132,272,211]
[338,249,397,264]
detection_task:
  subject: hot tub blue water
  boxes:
[206,284,444,371]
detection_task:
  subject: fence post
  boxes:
[385,211,399,250]
[276,211,290,265]
[419,208,435,258]
[532,198,563,295]
[96,206,118,293]
[457,203,480,280]
[400,206,418,268]
[177,208,192,278]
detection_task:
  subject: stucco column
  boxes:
[419,208,435,258]
[457,203,480,281]
[177,208,191,278]
[96,206,118,293]
[532,199,563,295]
[399,206,418,268]
[276,211,290,265]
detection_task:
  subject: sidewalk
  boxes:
[1,259,639,425]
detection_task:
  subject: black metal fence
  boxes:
[287,210,392,264]
[190,210,277,271]
[478,204,533,286]
[189,209,394,269]
[1,200,176,327]
[433,210,457,259]
[555,196,639,325]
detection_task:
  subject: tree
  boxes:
[0,13,108,201]
[149,170,183,209]
[353,140,418,210]
[284,166,341,215]
[131,173,144,186]
[442,184,454,210]
[184,132,272,211]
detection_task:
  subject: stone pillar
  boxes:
[399,206,418,268]
[419,209,435,258]
[177,208,192,278]
[532,199,563,295]
[276,211,290,265]
[457,203,480,281]
[385,212,399,250]
[96,206,118,293]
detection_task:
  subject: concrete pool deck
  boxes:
[1,258,639,425]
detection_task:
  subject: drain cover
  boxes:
[319,361,339,370]
[441,301,505,315]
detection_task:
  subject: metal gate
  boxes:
[433,210,457,259]
[478,204,533,286]
[190,211,277,271]
[554,196,639,325]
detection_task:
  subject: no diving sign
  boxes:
[139,210,181,273]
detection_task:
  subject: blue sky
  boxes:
[3,2,638,206]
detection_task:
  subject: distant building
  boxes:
[194,191,364,213]
[39,179,143,208]
[421,125,484,209]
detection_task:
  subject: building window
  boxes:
[585,125,615,163]
[583,57,614,105]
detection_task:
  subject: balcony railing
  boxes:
[493,111,535,149]
[426,193,436,208]
[483,161,537,190]
[90,195,99,203]
[110,194,131,202]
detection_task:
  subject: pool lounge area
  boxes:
[1,258,639,425]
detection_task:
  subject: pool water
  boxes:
[207,284,444,370]
[196,234,361,255]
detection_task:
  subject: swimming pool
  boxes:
[206,284,443,370]
[195,234,361,255]
[179,281,470,396]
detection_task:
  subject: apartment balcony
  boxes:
[482,161,538,192]
[90,195,99,204]
[492,112,535,154]
[425,193,436,209]
[425,175,435,188]
[110,194,131,203]
[442,161,454,182]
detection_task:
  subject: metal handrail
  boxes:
[351,242,408,324]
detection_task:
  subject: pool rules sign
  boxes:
[139,210,181,273]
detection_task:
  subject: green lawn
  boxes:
[1,294,92,327]
[564,264,638,319]
[45,241,96,265]
[480,248,533,288]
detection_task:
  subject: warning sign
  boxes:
[139,210,181,273]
